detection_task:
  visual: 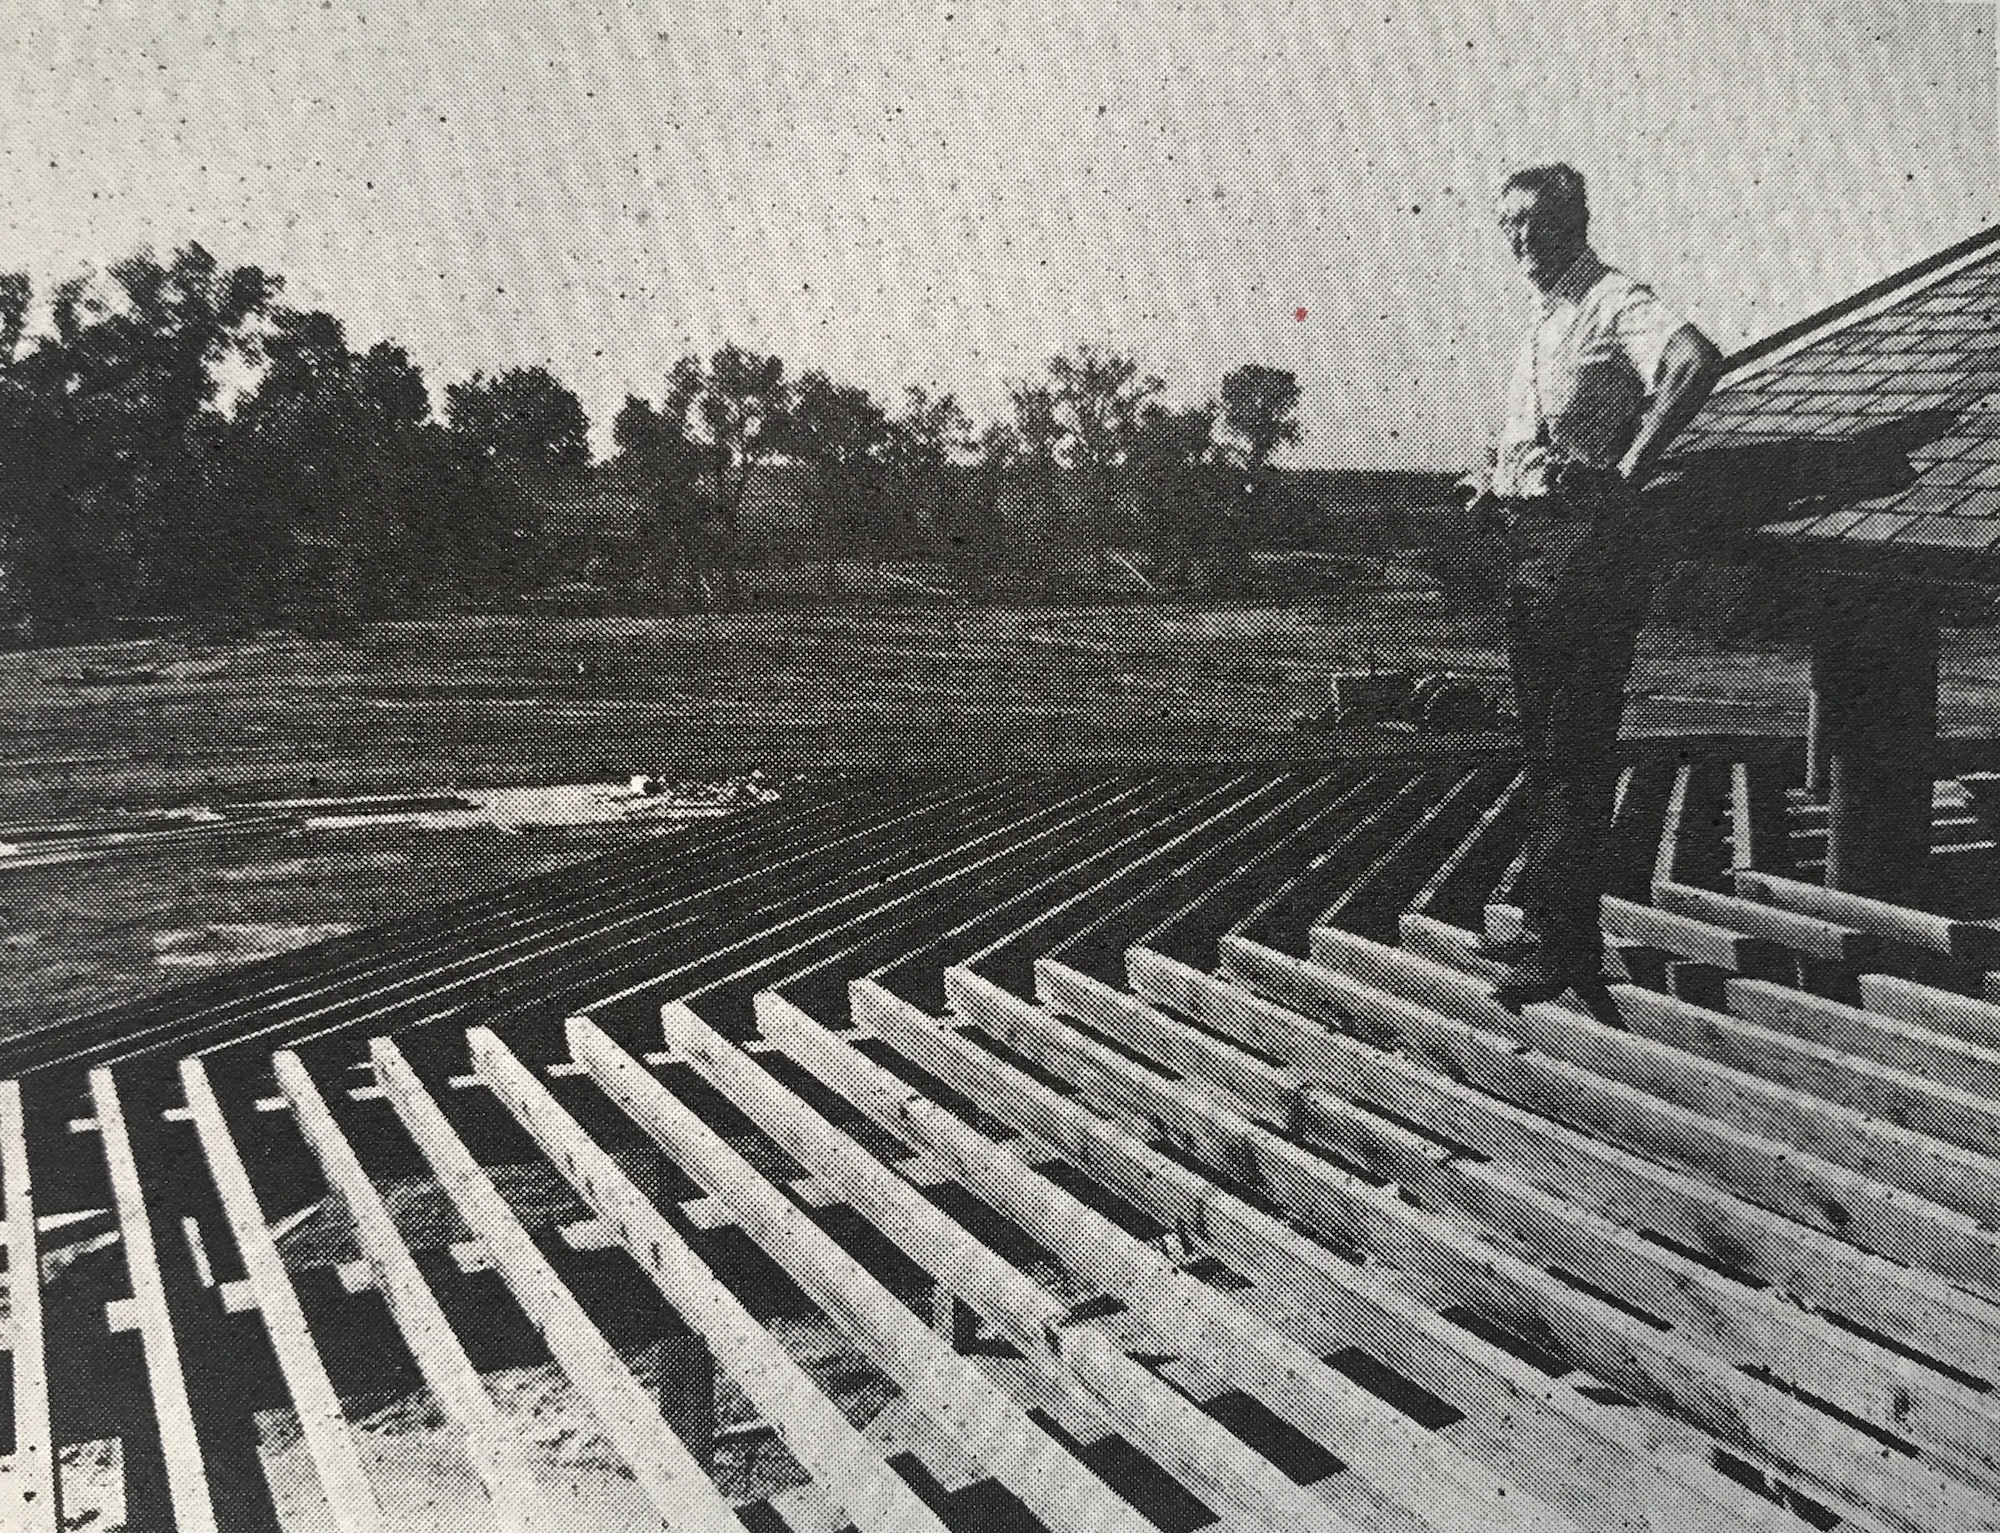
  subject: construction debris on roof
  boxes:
[5,755,2000,1532]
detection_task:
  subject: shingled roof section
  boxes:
[1674,223,2000,561]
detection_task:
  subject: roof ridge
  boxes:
[1723,220,2000,381]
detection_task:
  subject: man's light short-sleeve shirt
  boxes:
[1493,248,1686,499]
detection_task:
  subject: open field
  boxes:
[4,592,1999,1038]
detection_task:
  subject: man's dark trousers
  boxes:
[1502,499,1665,964]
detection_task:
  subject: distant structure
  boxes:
[1671,221,2000,898]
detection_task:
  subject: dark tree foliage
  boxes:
[783,370,892,582]
[612,387,713,609]
[437,365,591,600]
[1043,344,1165,560]
[229,309,437,617]
[0,245,282,635]
[1218,364,1304,470]
[882,386,972,552]
[653,345,790,605]
[1128,400,1229,584]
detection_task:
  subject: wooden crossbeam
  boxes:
[179,1060,386,1533]
[1733,870,2000,967]
[1652,880,1878,963]
[1651,763,1734,891]
[465,1025,955,1533]
[943,967,1995,1532]
[1599,897,1792,975]
[369,1038,742,1533]
[88,1066,219,1533]
[1602,981,2000,1169]
[1398,916,2000,1240]
[1731,762,1792,874]
[1860,974,2000,1053]
[273,1052,545,1531]
[1409,772,1523,917]
[676,1000,1426,1533]
[1726,979,2000,1099]
[1032,959,2000,1499]
[841,982,1791,1533]
[754,990,1559,1533]
[1250,931,2000,1306]
[1122,946,2000,1384]
[2,1081,56,1533]
[566,1013,1162,1533]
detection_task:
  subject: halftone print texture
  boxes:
[4,4,2000,1532]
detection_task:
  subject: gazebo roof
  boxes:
[1675,223,2000,561]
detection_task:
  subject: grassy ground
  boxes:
[4,593,1998,1038]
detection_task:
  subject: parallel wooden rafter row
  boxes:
[6,760,2000,1533]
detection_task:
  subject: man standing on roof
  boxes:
[1464,163,1724,1011]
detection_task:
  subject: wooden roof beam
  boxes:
[1031,959,2000,1500]
[566,1012,1164,1533]
[1123,945,2000,1383]
[368,1037,743,1533]
[1296,926,2000,1301]
[179,1059,386,1533]
[749,990,1559,1533]
[464,1024,955,1533]
[87,1066,219,1533]
[939,967,1994,1532]
[841,981,1806,1533]
[1,1081,56,1533]
[272,1051,545,1532]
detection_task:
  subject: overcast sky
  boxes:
[1,0,1993,466]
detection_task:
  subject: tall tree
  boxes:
[0,244,282,634]
[437,365,590,600]
[881,386,971,554]
[612,389,711,609]
[783,370,890,585]
[1218,364,1303,470]
[1042,344,1165,568]
[1127,401,1223,584]
[444,364,589,472]
[665,345,790,606]
[231,310,436,616]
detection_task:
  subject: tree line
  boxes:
[0,243,1306,636]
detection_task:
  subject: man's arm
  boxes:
[1620,324,1725,487]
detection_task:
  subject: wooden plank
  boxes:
[1398,915,2000,1234]
[1734,869,2000,966]
[369,1038,742,1533]
[1123,946,2000,1384]
[465,1026,954,1533]
[1726,979,2000,1099]
[88,1066,219,1533]
[1256,930,2000,1305]
[1732,761,1793,875]
[939,970,1997,1532]
[840,986,1801,1533]
[566,1014,1162,1533]
[752,991,1559,1533]
[1,1081,57,1533]
[1860,974,2000,1053]
[273,1052,544,1532]
[179,1060,386,1533]
[1409,772,1524,918]
[1652,880,1879,963]
[1600,897,1792,975]
[1603,982,2000,1173]
[1032,960,2000,1498]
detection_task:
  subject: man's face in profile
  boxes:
[1496,186,1586,292]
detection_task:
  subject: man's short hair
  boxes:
[1498,163,1589,233]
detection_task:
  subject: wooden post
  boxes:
[1810,604,1939,900]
